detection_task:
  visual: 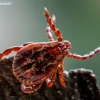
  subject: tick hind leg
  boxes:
[44,7,63,42]
[58,61,66,87]
[0,42,32,59]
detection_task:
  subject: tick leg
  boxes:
[44,7,63,42]
[58,61,66,87]
[46,15,55,41]
[0,46,22,59]
[67,47,100,60]
[21,83,43,93]
[0,42,33,59]
[46,72,56,87]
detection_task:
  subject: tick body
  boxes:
[13,41,69,93]
[0,7,100,93]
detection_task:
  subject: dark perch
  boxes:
[0,57,99,100]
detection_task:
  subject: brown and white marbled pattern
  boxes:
[12,42,66,85]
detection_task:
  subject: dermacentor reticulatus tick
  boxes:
[0,7,100,93]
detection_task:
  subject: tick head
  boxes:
[64,40,72,50]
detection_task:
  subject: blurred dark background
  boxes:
[0,0,100,86]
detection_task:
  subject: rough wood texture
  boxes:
[0,57,99,100]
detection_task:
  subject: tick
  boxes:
[0,7,100,93]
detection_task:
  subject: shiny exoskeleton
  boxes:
[0,7,100,93]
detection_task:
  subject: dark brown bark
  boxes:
[0,57,99,100]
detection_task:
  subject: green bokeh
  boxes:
[0,0,100,86]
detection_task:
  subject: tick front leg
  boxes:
[46,15,56,41]
[67,47,100,60]
[44,7,63,42]
[21,83,43,93]
[58,61,66,87]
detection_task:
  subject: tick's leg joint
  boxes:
[46,15,56,41]
[0,46,22,59]
[58,61,66,87]
[44,7,63,42]
[67,47,100,60]
[0,42,33,59]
